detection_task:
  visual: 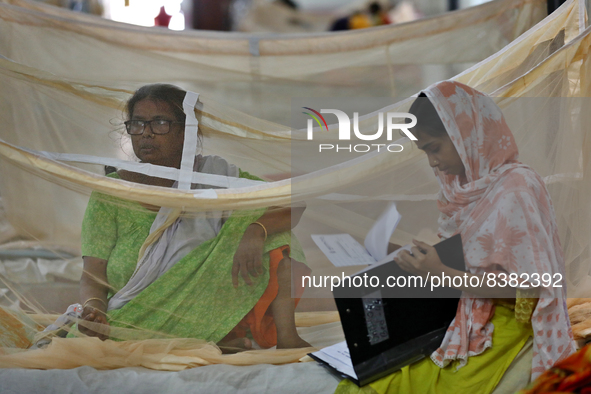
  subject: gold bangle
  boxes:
[251,221,268,241]
[83,297,107,309]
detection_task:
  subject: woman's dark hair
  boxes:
[408,92,447,137]
[126,84,187,123]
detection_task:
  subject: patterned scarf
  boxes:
[422,81,575,379]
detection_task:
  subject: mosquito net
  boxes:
[0,0,589,371]
[234,0,338,33]
[0,0,547,124]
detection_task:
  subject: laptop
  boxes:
[310,234,465,386]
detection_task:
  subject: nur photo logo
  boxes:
[302,108,417,153]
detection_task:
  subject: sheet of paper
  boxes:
[311,341,358,380]
[311,234,377,267]
[356,244,414,275]
[364,203,402,262]
[374,244,414,265]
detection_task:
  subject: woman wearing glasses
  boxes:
[77,84,310,350]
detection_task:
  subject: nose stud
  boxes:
[433,160,439,165]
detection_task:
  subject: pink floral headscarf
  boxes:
[422,81,574,379]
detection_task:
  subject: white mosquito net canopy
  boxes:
[0,0,590,370]
[0,0,547,124]
[0,0,558,250]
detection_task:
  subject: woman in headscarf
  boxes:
[337,81,575,393]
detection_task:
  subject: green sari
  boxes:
[79,171,305,342]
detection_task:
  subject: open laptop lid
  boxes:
[333,234,465,372]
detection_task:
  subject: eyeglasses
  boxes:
[124,119,183,135]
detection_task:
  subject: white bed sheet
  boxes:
[0,362,340,394]
[0,320,346,393]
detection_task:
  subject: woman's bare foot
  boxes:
[277,335,311,349]
[217,337,253,354]
[273,255,313,349]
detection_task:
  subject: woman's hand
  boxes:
[79,256,110,340]
[232,224,266,287]
[231,205,305,287]
[394,239,446,278]
[395,240,517,298]
[79,302,110,341]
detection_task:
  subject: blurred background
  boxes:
[37,0,496,33]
